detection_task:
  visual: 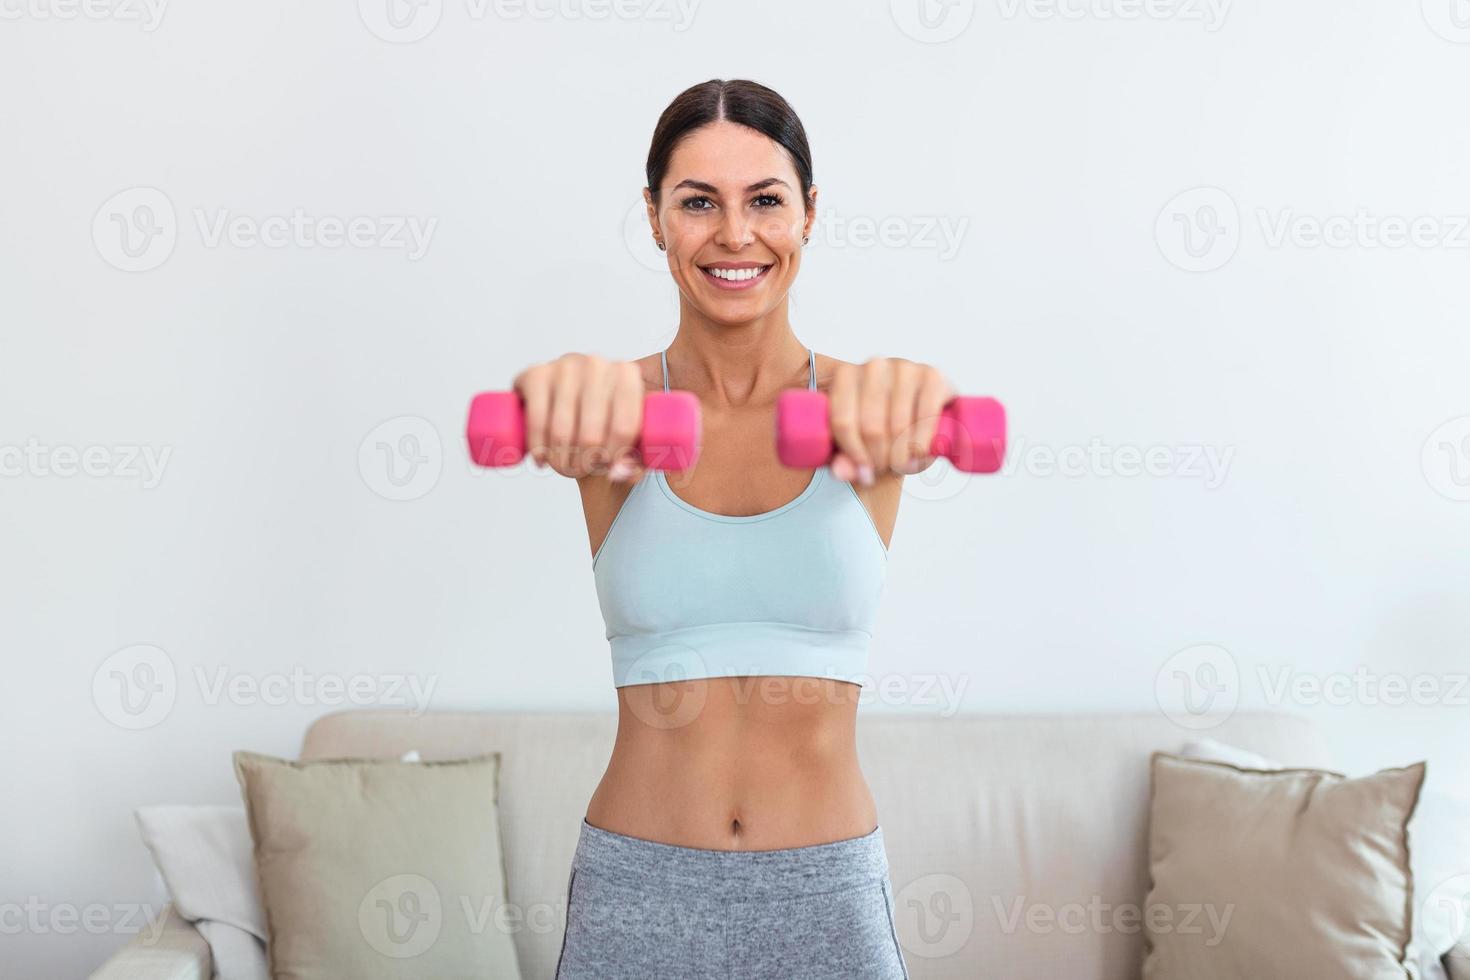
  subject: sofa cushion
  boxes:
[1143,753,1424,979]
[233,751,521,980]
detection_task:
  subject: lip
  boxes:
[699,262,773,291]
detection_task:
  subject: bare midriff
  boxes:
[584,675,879,851]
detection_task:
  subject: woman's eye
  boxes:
[680,196,714,211]
[754,194,785,208]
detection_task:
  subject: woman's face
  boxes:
[646,120,816,324]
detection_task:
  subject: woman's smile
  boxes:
[699,260,773,290]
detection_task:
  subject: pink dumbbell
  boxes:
[775,390,1006,474]
[465,391,703,471]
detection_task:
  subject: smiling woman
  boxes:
[530,79,919,980]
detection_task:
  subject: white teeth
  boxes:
[706,266,767,281]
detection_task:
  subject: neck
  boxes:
[667,296,807,409]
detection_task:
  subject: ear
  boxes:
[803,184,819,240]
[643,186,661,242]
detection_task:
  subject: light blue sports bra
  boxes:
[592,348,889,689]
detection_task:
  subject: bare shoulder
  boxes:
[812,351,851,392]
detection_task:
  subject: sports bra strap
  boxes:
[660,347,815,392]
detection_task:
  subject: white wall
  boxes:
[3,0,1468,974]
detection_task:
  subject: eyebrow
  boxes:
[670,177,792,195]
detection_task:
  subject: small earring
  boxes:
[656,240,666,251]
[802,236,810,246]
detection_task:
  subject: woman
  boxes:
[517,78,953,980]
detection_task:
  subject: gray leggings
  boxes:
[554,819,910,980]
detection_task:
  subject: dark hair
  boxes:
[645,79,814,212]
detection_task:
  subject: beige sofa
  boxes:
[91,709,1460,979]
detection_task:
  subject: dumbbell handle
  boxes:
[465,390,703,471]
[775,390,1006,474]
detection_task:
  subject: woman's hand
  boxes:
[513,353,648,482]
[828,357,955,486]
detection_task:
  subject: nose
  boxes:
[714,208,754,250]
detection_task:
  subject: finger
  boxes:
[513,364,551,467]
[546,356,584,475]
[909,366,954,470]
[888,360,923,474]
[830,450,856,482]
[575,358,618,478]
[607,362,646,481]
[859,359,894,482]
[828,363,868,479]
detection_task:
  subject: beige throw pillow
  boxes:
[1144,752,1425,980]
[233,751,521,980]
